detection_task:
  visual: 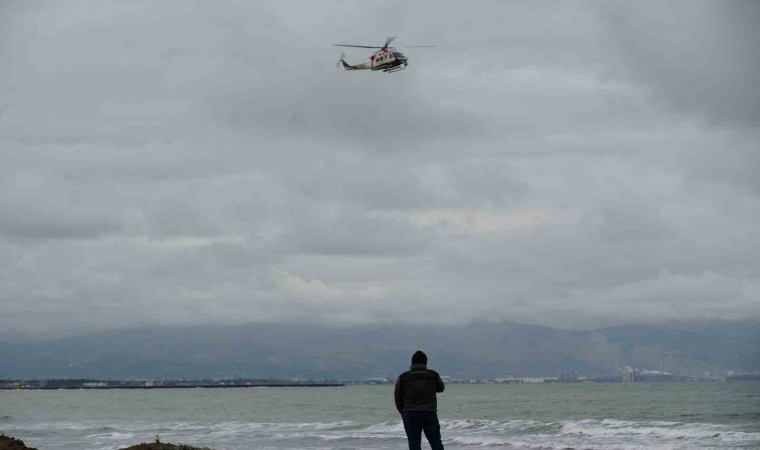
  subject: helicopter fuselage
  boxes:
[341,47,408,73]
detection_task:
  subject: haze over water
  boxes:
[2,382,759,449]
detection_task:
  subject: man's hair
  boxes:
[411,350,428,365]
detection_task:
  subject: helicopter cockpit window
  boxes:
[393,53,403,58]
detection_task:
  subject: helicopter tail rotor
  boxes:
[337,52,349,69]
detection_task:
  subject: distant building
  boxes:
[365,377,389,384]
[633,369,689,382]
[559,371,579,382]
[494,377,524,384]
[622,366,634,382]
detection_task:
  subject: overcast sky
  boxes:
[1,0,759,339]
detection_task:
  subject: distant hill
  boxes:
[0,321,757,380]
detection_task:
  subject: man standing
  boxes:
[394,350,445,450]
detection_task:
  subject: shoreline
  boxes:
[0,434,216,450]
[0,382,344,390]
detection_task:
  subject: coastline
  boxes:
[0,383,344,391]
[1,435,215,450]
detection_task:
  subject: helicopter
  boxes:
[334,37,433,73]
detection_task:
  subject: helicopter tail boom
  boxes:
[341,59,359,70]
[339,58,371,71]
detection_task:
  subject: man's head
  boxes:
[411,350,428,365]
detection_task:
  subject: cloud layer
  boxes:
[1,0,759,338]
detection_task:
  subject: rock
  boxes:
[118,443,214,450]
[0,435,38,450]
[0,434,213,450]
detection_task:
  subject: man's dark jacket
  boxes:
[394,363,445,413]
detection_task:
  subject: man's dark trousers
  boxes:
[402,411,444,450]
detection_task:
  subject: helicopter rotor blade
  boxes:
[333,44,381,49]
[333,37,431,50]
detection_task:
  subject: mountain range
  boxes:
[1,320,757,380]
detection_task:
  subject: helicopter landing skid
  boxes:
[383,65,407,73]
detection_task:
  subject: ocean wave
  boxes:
[83,431,136,440]
[559,419,760,446]
[6,417,759,450]
[360,420,404,434]
[441,418,561,434]
[434,418,760,449]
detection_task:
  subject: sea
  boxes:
[1,382,759,450]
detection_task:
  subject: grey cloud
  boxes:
[0,178,124,241]
[594,202,672,244]
[0,0,758,336]
[598,0,760,127]
[215,77,493,150]
[273,203,431,257]
[282,157,526,212]
[0,214,119,240]
[680,130,760,196]
[0,1,287,142]
[200,242,281,270]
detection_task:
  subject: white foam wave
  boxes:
[442,418,557,433]
[5,417,759,450]
[560,418,760,445]
[438,418,760,449]
[83,432,136,440]
[360,420,404,433]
